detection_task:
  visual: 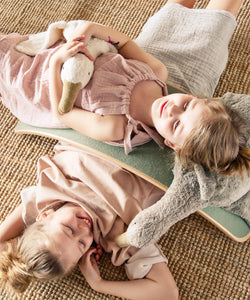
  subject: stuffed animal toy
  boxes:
[115,95,250,249]
[16,20,118,113]
[59,35,118,113]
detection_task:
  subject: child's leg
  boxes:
[206,0,243,16]
[167,0,196,8]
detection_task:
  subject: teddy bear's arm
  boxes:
[117,170,206,248]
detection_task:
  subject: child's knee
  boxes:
[206,0,243,16]
[167,0,196,9]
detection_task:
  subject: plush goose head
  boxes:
[59,53,94,114]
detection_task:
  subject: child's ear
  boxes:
[36,208,55,222]
[164,139,180,152]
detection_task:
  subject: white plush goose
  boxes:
[16,20,117,113]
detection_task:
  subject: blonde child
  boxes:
[0,0,245,161]
[115,92,250,248]
[0,144,177,299]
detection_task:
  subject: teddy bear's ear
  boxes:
[58,80,82,114]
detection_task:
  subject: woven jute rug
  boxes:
[0,0,249,299]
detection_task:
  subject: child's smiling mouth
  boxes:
[78,216,92,228]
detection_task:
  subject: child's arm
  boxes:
[0,204,25,243]
[49,21,167,141]
[49,40,127,142]
[79,249,178,300]
[119,39,168,82]
[69,22,168,82]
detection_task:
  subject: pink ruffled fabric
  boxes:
[21,143,167,279]
[0,34,166,153]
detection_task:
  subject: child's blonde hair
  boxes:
[178,99,250,177]
[0,222,64,294]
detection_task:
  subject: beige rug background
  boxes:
[0,0,249,299]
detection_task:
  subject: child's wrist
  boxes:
[82,21,94,39]
[49,56,62,68]
[93,278,107,293]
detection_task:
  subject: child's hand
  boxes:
[51,38,94,66]
[70,36,94,61]
[78,245,103,289]
[68,21,93,46]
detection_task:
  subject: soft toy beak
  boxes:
[114,232,131,248]
[58,80,82,114]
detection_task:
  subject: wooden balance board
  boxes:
[15,83,250,243]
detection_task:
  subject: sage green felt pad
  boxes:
[14,83,250,242]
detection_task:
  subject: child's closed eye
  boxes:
[174,120,180,130]
[184,102,189,110]
[64,224,74,234]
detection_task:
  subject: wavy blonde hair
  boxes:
[0,222,65,294]
[178,99,250,177]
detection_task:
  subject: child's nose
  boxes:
[78,223,85,230]
[77,222,89,233]
[73,225,83,238]
[168,104,180,117]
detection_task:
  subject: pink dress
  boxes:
[0,33,167,153]
[21,143,167,280]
